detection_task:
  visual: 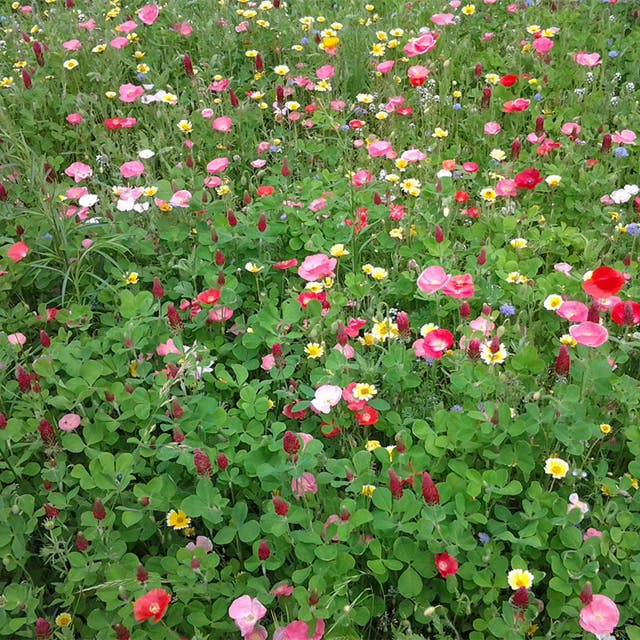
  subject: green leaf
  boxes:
[121,511,143,528]
[213,526,236,545]
[398,566,422,598]
[237,520,260,543]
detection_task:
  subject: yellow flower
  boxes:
[304,342,325,359]
[385,445,396,461]
[485,73,500,85]
[353,383,377,401]
[356,93,374,104]
[545,174,562,187]
[490,149,506,161]
[359,333,375,347]
[273,65,290,76]
[371,267,388,280]
[507,569,534,590]
[63,59,79,70]
[365,440,381,451]
[389,227,405,239]
[136,63,149,73]
[526,24,541,34]
[330,244,349,257]
[143,186,158,197]
[544,456,569,479]
[432,128,449,139]
[56,613,72,627]
[480,188,497,202]
[0,77,14,88]
[92,44,107,53]
[105,91,117,99]
[480,343,508,365]
[177,120,193,133]
[362,264,374,275]
[166,509,191,530]
[245,262,263,273]
[599,423,612,435]
[361,484,376,497]
[461,4,475,16]
[560,334,577,347]
[245,49,258,58]
[506,272,521,283]
[133,50,145,59]
[124,272,139,285]
[510,238,528,249]
[370,43,386,56]
[375,111,388,120]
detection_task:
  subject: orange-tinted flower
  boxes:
[133,588,171,623]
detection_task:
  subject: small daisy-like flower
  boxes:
[400,178,421,195]
[136,63,149,74]
[330,244,349,257]
[362,264,374,275]
[63,59,79,70]
[543,294,563,310]
[92,44,107,53]
[177,119,193,133]
[545,174,562,187]
[305,281,324,293]
[507,569,534,590]
[510,238,528,249]
[432,127,449,139]
[485,73,500,85]
[506,272,521,283]
[560,334,577,346]
[371,267,388,280]
[544,456,569,479]
[353,383,377,401]
[304,342,325,359]
[490,149,506,161]
[166,509,191,530]
[365,440,381,451]
[245,262,263,273]
[461,4,476,15]
[124,271,139,285]
[480,187,497,202]
[55,613,72,627]
[245,49,259,58]
[273,64,290,76]
[599,423,612,435]
[480,342,508,365]
[361,484,376,497]
[389,227,405,239]
[356,93,374,104]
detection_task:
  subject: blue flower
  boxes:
[614,147,628,158]
[627,223,640,237]
[499,304,516,317]
[608,51,618,58]
[450,405,463,413]
[477,532,491,545]
[453,103,462,111]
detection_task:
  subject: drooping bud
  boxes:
[167,304,183,331]
[276,84,285,106]
[35,617,51,639]
[273,496,289,516]
[579,582,593,606]
[421,472,440,505]
[283,431,300,456]
[601,133,612,154]
[227,210,238,226]
[510,139,521,160]
[281,157,291,177]
[22,69,32,89]
[229,88,239,108]
[555,344,570,376]
[394,434,406,454]
[215,250,225,266]
[40,330,50,348]
[183,54,194,78]
[193,448,213,478]
[308,589,320,606]
[17,365,31,393]
[481,86,492,109]
[75,532,89,552]
[255,53,264,73]
[482,303,492,316]
[512,587,529,609]
[535,115,545,136]
[257,213,267,232]
[434,224,444,243]
[38,419,57,447]
[489,335,501,353]
[136,564,149,583]
[459,302,471,319]
[396,311,411,340]
[172,398,184,419]
[33,41,45,66]
[622,301,636,327]
[114,623,131,640]
[172,426,185,443]
[152,277,164,299]
[217,270,225,287]
[467,338,481,360]
[474,62,483,79]
[477,247,487,265]
[0,413,6,429]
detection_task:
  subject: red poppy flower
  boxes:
[582,266,625,299]
[133,588,171,623]
[195,288,221,305]
[454,191,470,203]
[514,168,543,190]
[434,552,458,578]
[256,185,274,197]
[499,74,518,87]
[273,258,298,270]
[502,98,530,113]
[355,406,378,426]
[7,241,29,263]
[610,301,640,325]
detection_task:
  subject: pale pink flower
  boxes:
[228,596,267,637]
[138,4,160,26]
[401,148,426,163]
[291,472,318,498]
[308,197,326,212]
[120,160,145,178]
[333,343,355,359]
[484,121,501,135]
[117,20,138,35]
[583,528,603,541]
[430,13,456,26]
[65,162,93,182]
[212,116,233,132]
[59,413,81,431]
[260,354,276,371]
[367,140,394,158]
[156,339,181,356]
[119,83,144,103]
[310,384,342,414]
[110,36,129,49]
[403,32,439,57]
[554,262,573,274]
[7,332,26,346]
[567,493,589,514]
[350,170,373,187]
[63,39,82,51]
[556,301,588,322]
[316,65,335,80]
[561,122,581,137]
[208,307,233,322]
[274,620,325,640]
[417,266,449,294]
[298,254,336,281]
[271,583,294,598]
[569,321,608,347]
[78,18,97,30]
[376,60,394,73]
[185,536,213,553]
[206,157,229,174]
[532,37,554,56]
[611,129,636,145]
[469,317,494,336]
[579,595,619,636]
[495,179,518,197]
[575,52,601,67]
[173,22,193,36]
[170,190,192,208]
[251,159,267,169]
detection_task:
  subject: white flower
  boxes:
[138,149,155,159]
[78,194,99,207]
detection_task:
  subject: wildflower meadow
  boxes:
[1,0,640,638]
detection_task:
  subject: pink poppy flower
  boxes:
[110,36,129,49]
[442,274,474,299]
[120,160,145,178]
[138,4,160,26]
[63,39,82,51]
[59,413,81,431]
[583,528,603,541]
[556,301,588,322]
[7,332,26,346]
[503,98,530,113]
[579,595,619,636]
[417,266,449,294]
[308,197,326,212]
[495,179,518,197]
[260,354,275,371]
[208,307,233,322]
[65,162,93,182]
[462,162,478,173]
[172,22,193,36]
[569,322,608,347]
[376,60,394,73]
[170,190,192,208]
[274,619,325,640]
[403,32,439,57]
[310,384,342,414]
[298,254,336,281]
[484,121,501,135]
[413,329,454,360]
[206,157,229,174]
[66,113,83,125]
[316,65,335,80]
[469,317,494,336]
[611,129,636,145]
[119,83,144,103]
[430,13,455,26]
[407,65,430,87]
[367,140,394,158]
[273,259,298,270]
[78,18,97,30]
[561,122,581,137]
[350,170,373,187]
[532,37,554,56]
[554,262,573,274]
[228,596,267,637]
[117,20,138,35]
[212,116,233,132]
[575,52,601,67]
[291,472,318,498]
[401,148,426,162]
[7,241,29,263]
[185,536,213,553]
[333,343,355,359]
[156,339,181,356]
[271,583,294,598]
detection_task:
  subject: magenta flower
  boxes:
[212,116,233,132]
[569,321,608,347]
[579,594,619,636]
[417,266,449,294]
[532,37,554,56]
[63,39,82,51]
[58,413,81,431]
[367,140,394,158]
[298,254,336,281]
[611,129,636,145]
[413,329,454,360]
[65,162,93,183]
[206,157,229,174]
[442,274,474,299]
[110,36,129,49]
[556,301,588,322]
[403,32,439,57]
[116,20,138,34]
[430,13,455,26]
[575,51,602,67]
[274,619,325,640]
[228,596,267,637]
